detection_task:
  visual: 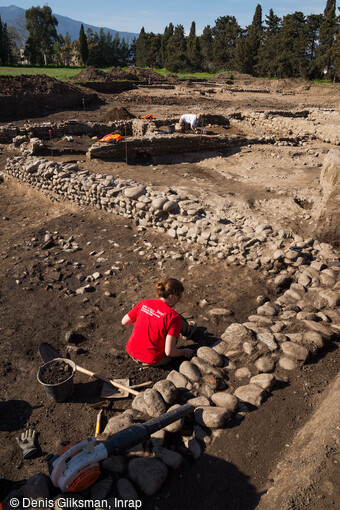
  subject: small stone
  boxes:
[150,429,165,447]
[116,478,139,500]
[197,346,224,367]
[191,357,223,378]
[281,342,309,362]
[143,388,167,417]
[221,323,254,348]
[153,380,177,405]
[257,302,278,316]
[235,367,252,379]
[250,374,276,391]
[127,458,168,496]
[164,404,185,433]
[187,396,211,407]
[302,320,334,339]
[103,412,134,436]
[166,370,192,390]
[257,332,278,351]
[234,384,267,407]
[124,185,146,200]
[102,455,127,474]
[255,357,275,373]
[194,406,231,428]
[90,475,112,499]
[211,392,239,412]
[208,308,233,317]
[131,392,148,414]
[183,437,202,459]
[24,473,50,499]
[153,446,183,468]
[179,361,201,382]
[279,356,297,370]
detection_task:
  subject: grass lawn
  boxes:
[0,66,229,82]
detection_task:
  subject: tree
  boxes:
[200,25,213,71]
[0,15,15,65]
[255,9,281,76]
[212,16,242,71]
[165,24,188,72]
[161,23,174,67]
[187,21,201,71]
[305,14,323,77]
[273,12,308,78]
[129,37,137,65]
[7,14,27,58]
[317,0,337,75]
[235,4,262,75]
[79,24,89,65]
[24,6,59,65]
[136,27,149,67]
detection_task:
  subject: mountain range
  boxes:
[0,4,138,44]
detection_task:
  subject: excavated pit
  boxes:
[0,74,340,510]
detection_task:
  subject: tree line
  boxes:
[0,2,339,80]
[136,1,340,79]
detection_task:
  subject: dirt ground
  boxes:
[0,73,339,510]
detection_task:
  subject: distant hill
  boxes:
[0,4,138,44]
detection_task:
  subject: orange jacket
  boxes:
[98,133,123,143]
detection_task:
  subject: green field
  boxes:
[0,67,86,79]
[0,66,223,81]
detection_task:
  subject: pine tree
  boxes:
[212,16,241,72]
[234,4,262,75]
[273,12,308,78]
[79,24,89,65]
[305,14,323,77]
[165,24,188,72]
[333,29,340,80]
[0,15,15,65]
[255,9,281,76]
[148,33,162,68]
[129,37,137,65]
[187,21,201,71]
[200,25,213,71]
[136,27,149,67]
[317,0,337,76]
[161,23,174,68]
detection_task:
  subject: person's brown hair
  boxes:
[155,278,184,298]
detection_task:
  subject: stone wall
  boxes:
[231,108,340,146]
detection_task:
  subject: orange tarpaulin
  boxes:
[141,114,155,120]
[98,133,123,143]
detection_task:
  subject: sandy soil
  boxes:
[0,73,339,510]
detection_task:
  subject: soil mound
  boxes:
[0,73,87,96]
[71,66,108,82]
[0,74,103,120]
[107,67,163,82]
[103,107,135,121]
[164,73,180,83]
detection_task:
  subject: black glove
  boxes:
[16,429,37,459]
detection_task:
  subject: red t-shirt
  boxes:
[126,299,181,364]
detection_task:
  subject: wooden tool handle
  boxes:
[75,365,139,396]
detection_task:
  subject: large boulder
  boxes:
[314,148,340,243]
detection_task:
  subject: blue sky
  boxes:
[3,1,333,34]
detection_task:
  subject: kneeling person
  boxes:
[122,278,195,366]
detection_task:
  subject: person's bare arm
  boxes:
[122,313,134,326]
[165,335,194,358]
